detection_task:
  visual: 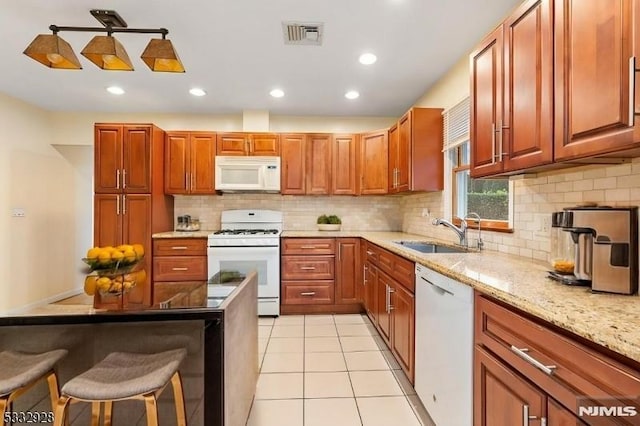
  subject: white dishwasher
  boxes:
[415,264,473,426]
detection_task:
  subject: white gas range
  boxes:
[207,210,282,316]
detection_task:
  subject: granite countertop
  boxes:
[283,230,640,363]
[153,231,211,238]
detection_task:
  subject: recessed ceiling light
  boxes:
[270,89,285,98]
[359,53,377,65]
[189,88,206,97]
[345,90,360,100]
[106,86,125,95]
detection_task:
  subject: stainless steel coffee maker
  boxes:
[549,206,638,294]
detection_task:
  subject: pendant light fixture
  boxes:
[23,9,185,73]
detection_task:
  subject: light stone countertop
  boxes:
[152,231,211,239]
[283,230,640,363]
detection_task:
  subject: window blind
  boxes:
[442,96,470,152]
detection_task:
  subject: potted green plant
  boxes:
[317,214,342,231]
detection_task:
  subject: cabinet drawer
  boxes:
[282,238,335,255]
[364,243,380,263]
[282,281,335,304]
[153,238,207,256]
[153,256,207,281]
[374,244,415,292]
[282,256,335,280]
[476,294,640,419]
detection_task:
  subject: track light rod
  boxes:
[49,25,169,38]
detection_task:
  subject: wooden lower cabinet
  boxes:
[548,399,587,426]
[152,238,207,303]
[376,271,392,345]
[363,262,377,322]
[391,283,414,379]
[280,237,362,314]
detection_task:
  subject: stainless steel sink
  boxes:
[393,241,468,254]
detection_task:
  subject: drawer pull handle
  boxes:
[171,246,189,250]
[510,346,556,375]
[300,266,316,270]
[522,404,543,425]
[366,250,374,255]
[172,267,189,271]
[300,245,316,249]
[300,292,316,296]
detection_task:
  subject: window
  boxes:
[443,98,512,232]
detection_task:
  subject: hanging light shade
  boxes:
[140,38,185,72]
[23,34,82,69]
[81,35,133,70]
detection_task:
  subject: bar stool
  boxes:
[53,348,187,426]
[0,349,68,426]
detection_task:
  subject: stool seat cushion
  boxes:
[0,349,68,397]
[61,348,187,401]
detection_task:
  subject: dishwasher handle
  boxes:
[420,275,454,296]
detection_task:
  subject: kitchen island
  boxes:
[0,272,258,426]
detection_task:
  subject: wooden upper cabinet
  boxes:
[387,124,400,192]
[332,134,359,195]
[306,134,332,195]
[397,115,411,192]
[95,124,152,194]
[281,134,306,195]
[471,0,553,178]
[216,132,279,156]
[554,0,638,160]
[165,132,215,195]
[360,130,388,195]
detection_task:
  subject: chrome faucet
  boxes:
[463,212,484,251]
[432,217,468,247]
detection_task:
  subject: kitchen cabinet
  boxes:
[554,0,640,161]
[281,238,363,314]
[388,108,444,193]
[376,270,393,345]
[280,133,306,195]
[360,130,388,195]
[474,293,640,425]
[362,261,377,322]
[306,134,332,195]
[390,282,414,379]
[152,238,207,293]
[216,132,280,156]
[332,134,359,195]
[93,123,174,307]
[470,0,553,178]
[165,132,216,194]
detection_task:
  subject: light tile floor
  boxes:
[247,314,435,426]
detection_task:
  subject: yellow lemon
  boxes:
[96,276,112,291]
[98,250,112,265]
[132,244,145,259]
[133,269,147,286]
[84,276,97,296]
[86,247,101,260]
[111,250,125,263]
[102,246,115,253]
[117,244,134,253]
[123,249,136,263]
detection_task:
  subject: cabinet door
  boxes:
[217,133,248,155]
[396,112,411,192]
[306,134,332,195]
[94,125,122,193]
[470,26,505,178]
[280,134,306,195]
[122,126,151,193]
[122,194,152,306]
[376,271,392,345]
[387,123,399,193]
[336,238,360,304]
[164,132,189,194]
[554,0,636,161]
[391,283,414,382]
[474,346,546,426]
[360,130,388,194]
[364,262,377,322]
[548,399,587,426]
[250,134,280,156]
[94,194,122,247]
[502,0,554,172]
[332,134,358,195]
[190,133,216,194]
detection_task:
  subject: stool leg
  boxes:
[52,396,70,426]
[90,402,100,426]
[103,401,113,426]
[45,371,61,414]
[170,372,187,426]
[143,395,159,426]
[0,397,7,426]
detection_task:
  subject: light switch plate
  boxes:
[11,208,25,217]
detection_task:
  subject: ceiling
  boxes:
[0,0,521,117]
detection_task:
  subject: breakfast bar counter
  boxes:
[0,272,259,426]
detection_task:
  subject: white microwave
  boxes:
[214,156,281,192]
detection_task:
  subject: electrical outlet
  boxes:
[540,216,550,233]
[421,208,430,217]
[11,208,25,218]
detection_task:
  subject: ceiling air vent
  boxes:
[282,22,324,46]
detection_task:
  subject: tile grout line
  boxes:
[337,314,366,426]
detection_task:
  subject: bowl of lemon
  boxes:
[82,244,145,296]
